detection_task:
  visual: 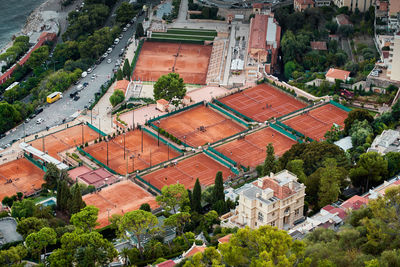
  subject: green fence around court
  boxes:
[168,28,217,36]
[270,124,303,144]
[147,37,205,45]
[77,147,120,176]
[142,127,183,153]
[148,101,204,124]
[136,174,161,194]
[24,153,47,172]
[208,102,249,127]
[87,122,107,137]
[130,39,144,77]
[275,120,309,140]
[151,32,215,41]
[204,149,239,175]
[277,105,313,121]
[208,147,238,167]
[329,100,351,112]
[213,99,255,122]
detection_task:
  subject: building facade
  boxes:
[333,0,373,12]
[232,170,305,230]
[388,33,400,81]
[247,13,281,76]
[294,0,315,12]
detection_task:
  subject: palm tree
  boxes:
[119,247,130,266]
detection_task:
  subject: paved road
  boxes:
[0,15,144,148]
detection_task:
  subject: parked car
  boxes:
[107,47,113,54]
[70,91,79,98]
[114,38,120,45]
[107,58,112,64]
[81,71,88,78]
[83,82,89,87]
[123,27,128,32]
[119,34,123,39]
[102,52,108,58]
[36,118,44,124]
[87,68,93,74]
[73,95,80,101]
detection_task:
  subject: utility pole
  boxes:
[42,135,45,153]
[150,149,152,167]
[132,110,135,130]
[141,129,143,152]
[91,109,93,124]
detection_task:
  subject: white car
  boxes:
[123,27,128,32]
[87,68,93,74]
[107,58,112,64]
[114,38,120,45]
[107,47,113,54]
[36,118,44,124]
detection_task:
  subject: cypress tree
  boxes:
[57,180,71,212]
[262,143,276,176]
[116,69,123,80]
[123,59,131,79]
[69,185,86,215]
[192,178,202,213]
[213,172,225,202]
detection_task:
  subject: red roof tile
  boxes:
[326,68,351,81]
[336,14,352,26]
[249,14,269,51]
[310,41,327,50]
[341,195,368,210]
[218,234,232,244]
[156,260,175,267]
[157,99,169,105]
[184,245,206,258]
[254,178,295,199]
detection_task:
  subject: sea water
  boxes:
[0,0,47,49]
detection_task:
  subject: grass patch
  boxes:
[167,28,217,36]
[151,32,214,41]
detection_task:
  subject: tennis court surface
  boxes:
[218,84,307,122]
[214,127,297,168]
[84,130,180,175]
[29,124,98,160]
[83,180,157,228]
[157,105,246,147]
[282,104,348,141]
[142,153,234,190]
[0,158,44,200]
[132,41,212,84]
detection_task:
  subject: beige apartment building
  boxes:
[229,170,305,230]
[388,33,400,82]
[333,0,373,12]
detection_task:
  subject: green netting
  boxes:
[151,32,215,41]
[77,147,120,175]
[147,38,204,45]
[142,128,183,153]
[277,105,311,120]
[87,122,107,137]
[204,149,239,175]
[24,153,47,172]
[269,124,303,143]
[136,174,161,194]
[275,121,308,139]
[131,39,144,76]
[213,99,254,122]
[329,100,351,112]
[168,28,217,36]
[208,102,249,127]
[208,147,237,166]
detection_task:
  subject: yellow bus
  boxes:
[47,92,62,104]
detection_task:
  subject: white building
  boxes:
[368,129,400,154]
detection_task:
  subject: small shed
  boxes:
[156,99,169,112]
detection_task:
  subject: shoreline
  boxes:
[0,0,63,54]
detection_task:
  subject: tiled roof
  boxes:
[310,41,327,50]
[326,68,351,80]
[341,195,368,210]
[183,245,206,258]
[77,168,118,188]
[114,80,129,93]
[296,0,314,5]
[254,178,295,199]
[156,259,175,267]
[336,14,352,26]
[249,14,268,50]
[218,233,232,244]
[157,98,169,105]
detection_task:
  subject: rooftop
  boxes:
[310,41,327,50]
[336,14,352,26]
[218,233,232,244]
[182,243,207,258]
[340,195,369,210]
[77,168,119,188]
[157,98,169,105]
[326,68,351,81]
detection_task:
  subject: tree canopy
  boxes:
[153,73,186,105]
[156,184,189,213]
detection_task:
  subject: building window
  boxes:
[285,207,290,214]
[272,212,275,216]
[259,202,262,207]
[271,220,275,226]
[255,222,257,226]
[295,209,299,216]
[258,212,264,222]
[273,203,275,208]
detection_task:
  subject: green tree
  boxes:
[16,217,49,238]
[218,225,310,266]
[286,159,307,183]
[385,152,400,178]
[26,227,57,262]
[349,119,373,147]
[117,210,158,257]
[57,180,71,213]
[284,61,297,80]
[135,22,144,38]
[156,184,189,213]
[262,143,276,176]
[11,199,35,219]
[318,158,342,208]
[27,45,49,69]
[0,245,28,266]
[116,2,135,24]
[213,171,225,203]
[123,58,131,80]
[139,203,151,212]
[192,178,202,213]
[350,152,388,193]
[109,89,125,107]
[70,205,99,232]
[344,109,374,135]
[49,230,117,266]
[43,163,61,189]
[164,212,191,241]
[0,102,22,134]
[68,184,86,214]
[183,247,222,267]
[153,73,186,105]
[116,68,123,80]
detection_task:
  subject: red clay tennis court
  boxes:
[0,158,44,200]
[142,153,234,190]
[84,130,180,175]
[83,180,157,228]
[132,41,212,84]
[219,84,307,122]
[29,124,98,160]
[157,105,246,147]
[283,104,348,141]
[215,127,297,168]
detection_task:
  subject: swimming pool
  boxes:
[38,197,57,207]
